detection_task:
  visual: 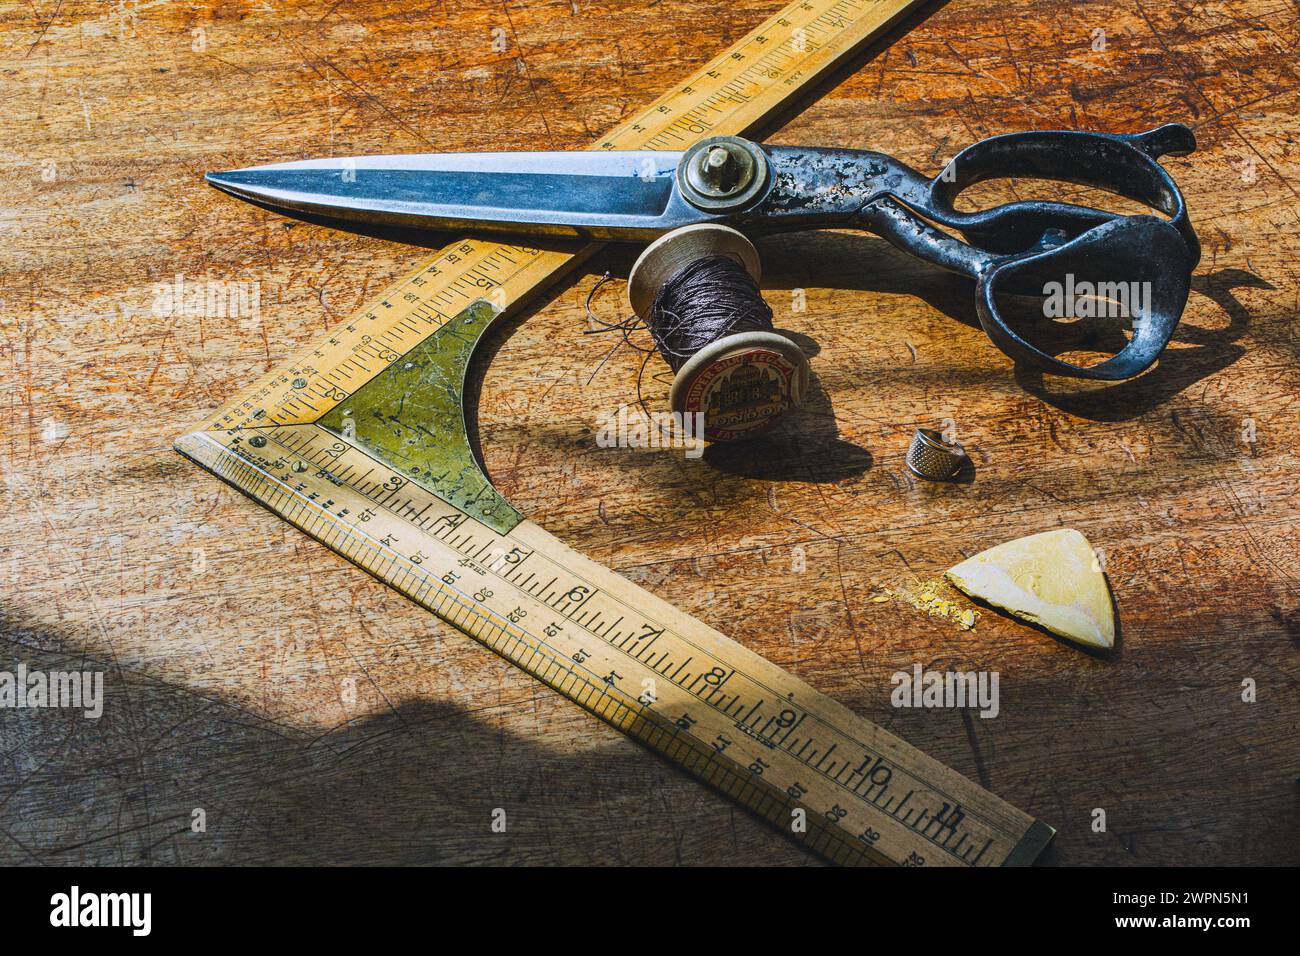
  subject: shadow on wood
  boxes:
[0,611,817,867]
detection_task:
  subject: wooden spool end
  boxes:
[627,224,810,443]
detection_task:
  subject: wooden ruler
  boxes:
[179,0,1054,866]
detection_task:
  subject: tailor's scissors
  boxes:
[207,124,1199,380]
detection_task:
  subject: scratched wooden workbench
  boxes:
[1,0,1297,866]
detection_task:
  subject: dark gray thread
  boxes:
[647,255,775,371]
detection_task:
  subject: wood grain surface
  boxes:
[2,0,1297,865]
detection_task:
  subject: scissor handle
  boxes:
[975,214,1193,379]
[861,197,1195,380]
[849,123,1200,380]
[914,124,1199,265]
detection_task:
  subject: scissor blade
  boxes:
[206,151,689,239]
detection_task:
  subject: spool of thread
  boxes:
[627,224,809,443]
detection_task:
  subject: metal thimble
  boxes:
[906,428,967,481]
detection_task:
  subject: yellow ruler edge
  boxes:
[181,0,1055,865]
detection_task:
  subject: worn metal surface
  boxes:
[2,0,1299,865]
[317,298,523,533]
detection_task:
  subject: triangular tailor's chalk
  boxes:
[944,529,1115,649]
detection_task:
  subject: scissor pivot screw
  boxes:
[702,147,738,187]
[678,136,769,210]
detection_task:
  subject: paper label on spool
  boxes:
[682,346,801,442]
